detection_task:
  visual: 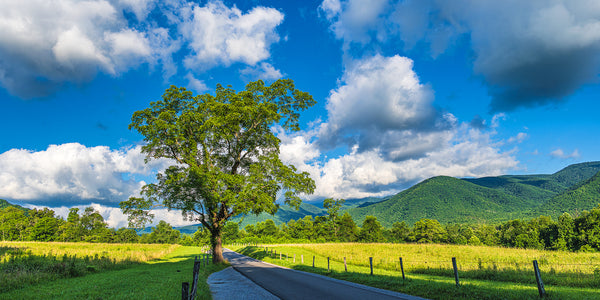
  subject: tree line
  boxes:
[200,202,600,252]
[3,201,600,252]
[0,206,180,244]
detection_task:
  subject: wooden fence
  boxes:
[181,250,211,300]
[259,246,552,298]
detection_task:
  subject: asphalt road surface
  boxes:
[222,248,428,300]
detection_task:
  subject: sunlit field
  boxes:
[0,241,224,298]
[233,243,600,300]
[0,241,179,263]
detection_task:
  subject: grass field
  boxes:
[232,243,600,300]
[0,241,226,299]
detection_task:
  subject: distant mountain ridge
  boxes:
[4,162,599,232]
[97,160,600,232]
[230,201,327,227]
[345,176,528,227]
[534,170,600,217]
[0,199,29,213]
[346,161,600,226]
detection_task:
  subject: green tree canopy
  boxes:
[358,216,384,242]
[0,207,27,241]
[411,218,447,243]
[390,221,410,242]
[121,79,316,262]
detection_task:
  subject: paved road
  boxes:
[222,248,428,300]
[208,266,279,300]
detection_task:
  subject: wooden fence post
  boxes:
[301,254,304,264]
[280,252,282,260]
[182,282,189,300]
[399,257,405,280]
[313,256,315,268]
[189,257,201,299]
[327,257,330,272]
[369,257,373,275]
[344,257,347,272]
[452,257,460,287]
[533,260,546,298]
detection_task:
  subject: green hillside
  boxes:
[309,197,386,210]
[0,199,29,213]
[346,176,530,227]
[534,171,600,217]
[347,162,600,226]
[464,175,558,203]
[230,201,326,227]
[549,161,600,188]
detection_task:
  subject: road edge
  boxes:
[223,248,429,300]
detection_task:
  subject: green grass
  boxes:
[232,243,600,300]
[0,241,180,292]
[1,242,227,299]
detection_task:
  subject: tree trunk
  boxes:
[210,228,225,263]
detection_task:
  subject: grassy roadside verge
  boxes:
[1,241,179,292]
[231,245,600,300]
[1,245,227,299]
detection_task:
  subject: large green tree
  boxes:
[323,198,345,239]
[358,216,384,242]
[0,207,28,241]
[121,79,316,262]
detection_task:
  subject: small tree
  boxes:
[337,212,358,242]
[411,218,447,243]
[0,207,28,241]
[390,221,410,242]
[150,220,181,244]
[121,79,315,263]
[358,216,384,242]
[323,198,345,239]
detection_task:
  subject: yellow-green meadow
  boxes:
[1,241,224,299]
[233,243,600,300]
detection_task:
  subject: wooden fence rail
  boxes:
[182,253,209,300]
[254,246,550,298]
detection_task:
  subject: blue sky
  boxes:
[1,0,599,227]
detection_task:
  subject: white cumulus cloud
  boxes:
[0,143,170,205]
[507,132,529,144]
[318,54,447,161]
[185,72,209,93]
[0,0,285,98]
[240,62,284,81]
[550,148,581,159]
[321,0,600,111]
[0,0,175,98]
[178,1,284,70]
[278,54,518,199]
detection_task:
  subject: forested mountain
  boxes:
[3,162,599,234]
[549,161,600,188]
[463,175,559,201]
[136,202,327,234]
[345,176,531,227]
[346,162,600,226]
[311,197,388,209]
[0,199,29,213]
[534,171,600,217]
[230,201,326,227]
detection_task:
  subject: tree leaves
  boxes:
[121,79,316,261]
